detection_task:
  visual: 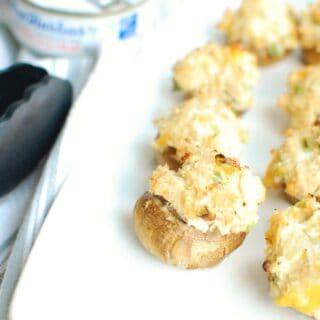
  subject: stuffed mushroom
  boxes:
[279,65,320,129]
[219,0,298,65]
[173,42,259,114]
[134,152,265,269]
[153,91,248,170]
[265,126,320,202]
[264,195,320,319]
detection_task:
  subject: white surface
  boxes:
[10,1,311,320]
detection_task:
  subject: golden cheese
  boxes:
[265,196,320,319]
[276,285,320,317]
[173,42,259,113]
[279,65,320,129]
[150,152,265,235]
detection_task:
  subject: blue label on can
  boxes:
[119,13,138,40]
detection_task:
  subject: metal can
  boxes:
[2,0,157,56]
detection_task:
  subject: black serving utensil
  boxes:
[0,63,73,197]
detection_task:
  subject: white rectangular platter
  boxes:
[10,1,311,319]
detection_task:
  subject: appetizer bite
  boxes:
[218,0,298,65]
[134,152,265,269]
[265,126,320,202]
[173,42,259,114]
[153,91,248,170]
[264,196,320,320]
[299,1,320,64]
[279,65,320,129]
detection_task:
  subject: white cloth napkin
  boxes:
[0,59,97,317]
[0,26,97,318]
[0,23,97,274]
[0,27,39,278]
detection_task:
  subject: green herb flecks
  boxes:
[294,86,304,95]
[213,171,223,183]
[267,45,283,58]
[224,92,239,114]
[173,79,182,91]
[246,222,256,233]
[269,273,279,283]
[303,137,319,149]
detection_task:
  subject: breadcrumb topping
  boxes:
[219,0,298,59]
[279,66,320,129]
[265,127,320,201]
[153,91,248,160]
[173,42,259,112]
[149,153,265,235]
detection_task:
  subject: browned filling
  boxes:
[303,48,320,65]
[160,147,181,171]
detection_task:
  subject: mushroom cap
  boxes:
[134,192,246,269]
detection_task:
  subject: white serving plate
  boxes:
[10,1,310,319]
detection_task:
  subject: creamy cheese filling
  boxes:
[150,153,265,235]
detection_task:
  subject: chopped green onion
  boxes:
[267,45,283,58]
[303,137,319,149]
[246,222,256,233]
[173,79,181,91]
[270,274,279,283]
[294,86,304,95]
[213,171,223,182]
[224,92,239,113]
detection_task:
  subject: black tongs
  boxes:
[0,63,73,197]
